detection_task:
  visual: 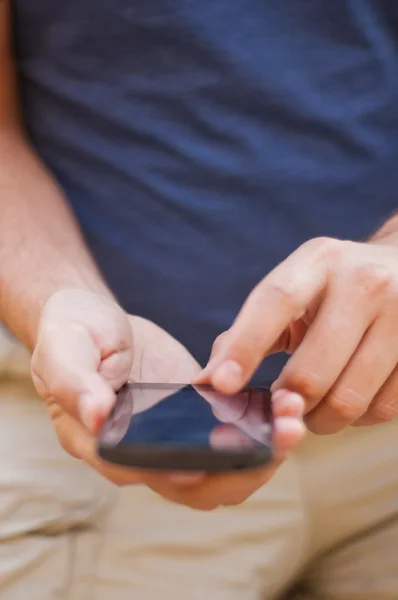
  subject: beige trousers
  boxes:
[1,380,397,600]
[0,329,397,600]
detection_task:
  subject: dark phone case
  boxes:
[98,443,273,472]
[97,383,274,472]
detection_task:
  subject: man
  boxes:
[1,0,398,597]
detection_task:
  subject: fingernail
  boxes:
[79,394,98,432]
[213,360,243,392]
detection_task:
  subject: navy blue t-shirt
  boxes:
[13,0,398,379]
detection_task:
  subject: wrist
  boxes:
[7,271,114,352]
[55,269,115,302]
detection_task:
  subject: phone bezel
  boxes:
[97,383,274,472]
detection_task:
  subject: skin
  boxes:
[0,0,304,511]
[197,229,398,434]
[2,0,397,510]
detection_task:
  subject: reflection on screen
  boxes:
[100,384,273,452]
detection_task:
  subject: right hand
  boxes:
[31,289,305,510]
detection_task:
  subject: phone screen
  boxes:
[99,383,273,464]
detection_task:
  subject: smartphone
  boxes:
[97,383,274,472]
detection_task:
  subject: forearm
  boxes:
[0,131,113,349]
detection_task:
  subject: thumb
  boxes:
[31,321,116,433]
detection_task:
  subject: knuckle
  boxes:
[47,374,70,400]
[265,280,300,312]
[47,399,64,423]
[40,319,67,339]
[326,389,364,422]
[307,236,342,256]
[306,237,344,267]
[31,369,50,399]
[368,400,398,424]
[283,368,322,400]
[43,319,88,342]
[352,263,392,295]
[30,346,43,374]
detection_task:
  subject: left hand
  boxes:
[197,237,398,434]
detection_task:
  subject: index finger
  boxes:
[202,239,330,394]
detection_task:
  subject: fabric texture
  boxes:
[13,0,398,377]
[5,1,398,596]
[1,331,397,600]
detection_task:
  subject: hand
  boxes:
[198,237,398,434]
[31,289,304,510]
[31,288,199,477]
